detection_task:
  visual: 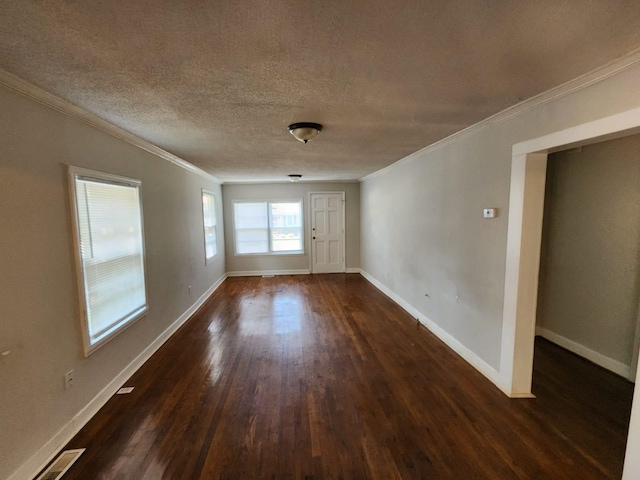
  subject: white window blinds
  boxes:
[270,202,302,252]
[70,168,148,354]
[234,202,269,254]
[202,191,217,261]
[233,200,303,255]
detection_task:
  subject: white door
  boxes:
[310,192,345,273]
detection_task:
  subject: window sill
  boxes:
[233,252,305,257]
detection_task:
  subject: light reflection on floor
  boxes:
[204,343,225,385]
[204,314,229,385]
[272,291,302,335]
[236,288,303,336]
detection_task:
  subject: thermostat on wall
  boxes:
[483,208,497,219]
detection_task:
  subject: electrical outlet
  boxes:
[483,208,497,219]
[64,370,74,390]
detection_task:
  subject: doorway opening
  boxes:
[531,138,639,477]
[500,106,640,479]
[536,139,640,383]
[500,106,640,396]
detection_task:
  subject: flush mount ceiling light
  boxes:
[288,174,302,183]
[287,122,323,143]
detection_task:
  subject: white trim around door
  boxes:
[309,192,346,274]
[501,106,640,398]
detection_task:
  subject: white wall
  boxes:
[222,182,360,274]
[360,60,640,371]
[537,136,640,374]
[0,84,225,480]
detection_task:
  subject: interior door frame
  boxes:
[630,294,640,381]
[501,106,640,397]
[308,191,346,274]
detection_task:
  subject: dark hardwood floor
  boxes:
[55,274,633,479]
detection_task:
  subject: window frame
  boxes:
[201,189,218,264]
[232,199,305,256]
[68,165,149,356]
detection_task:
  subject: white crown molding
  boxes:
[0,68,222,184]
[360,47,640,183]
[222,179,360,185]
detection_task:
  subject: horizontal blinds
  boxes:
[233,201,303,254]
[202,192,217,258]
[234,202,269,254]
[270,202,302,252]
[75,177,147,342]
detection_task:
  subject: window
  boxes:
[68,166,148,355]
[234,200,303,254]
[202,190,217,262]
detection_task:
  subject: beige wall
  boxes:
[537,136,640,367]
[0,85,225,480]
[222,182,360,273]
[360,61,640,371]
[360,61,640,478]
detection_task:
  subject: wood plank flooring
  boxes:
[56,274,634,479]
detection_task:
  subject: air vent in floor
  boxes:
[35,449,85,480]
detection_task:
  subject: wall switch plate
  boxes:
[483,208,497,218]
[64,370,74,390]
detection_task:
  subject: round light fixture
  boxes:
[288,174,302,183]
[288,122,323,143]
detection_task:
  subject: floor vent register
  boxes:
[35,449,85,480]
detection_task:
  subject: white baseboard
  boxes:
[12,274,227,480]
[226,269,360,277]
[226,269,310,277]
[359,270,509,396]
[536,326,631,379]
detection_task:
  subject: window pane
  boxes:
[234,202,269,254]
[74,176,147,348]
[271,202,302,252]
[202,191,217,260]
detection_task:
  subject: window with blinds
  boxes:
[69,167,148,355]
[202,190,217,262]
[233,200,303,255]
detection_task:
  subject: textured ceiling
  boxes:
[2,1,640,182]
